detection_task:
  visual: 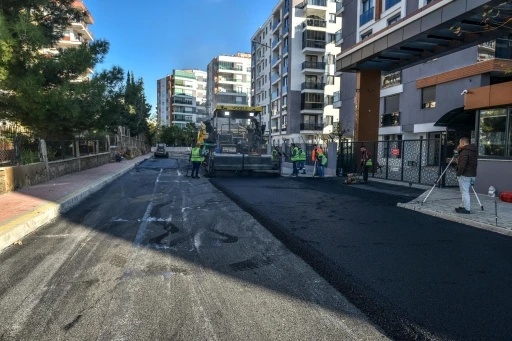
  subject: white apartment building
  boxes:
[206,53,252,114]
[41,0,95,81]
[251,0,342,145]
[156,69,208,128]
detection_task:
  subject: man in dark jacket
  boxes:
[455,137,478,214]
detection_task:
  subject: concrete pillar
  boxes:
[40,139,50,180]
[355,70,381,142]
[75,140,81,171]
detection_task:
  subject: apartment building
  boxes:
[251,0,342,145]
[156,69,208,128]
[336,0,512,191]
[206,53,252,113]
[41,0,95,81]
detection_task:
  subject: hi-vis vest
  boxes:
[297,149,306,161]
[272,149,279,160]
[318,152,328,166]
[291,147,300,161]
[191,147,204,162]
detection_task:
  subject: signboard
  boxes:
[391,148,400,156]
[221,146,237,154]
[215,105,262,112]
[381,71,401,89]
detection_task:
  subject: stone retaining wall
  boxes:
[0,152,111,194]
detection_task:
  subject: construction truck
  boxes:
[201,105,280,176]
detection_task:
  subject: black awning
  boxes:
[434,107,476,129]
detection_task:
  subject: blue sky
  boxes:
[86,0,277,116]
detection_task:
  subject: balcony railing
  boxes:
[381,112,400,127]
[324,95,334,107]
[284,2,290,15]
[282,65,288,74]
[217,98,249,105]
[283,25,289,35]
[174,99,194,105]
[333,91,340,102]
[335,29,343,43]
[219,66,245,72]
[282,85,288,94]
[219,77,245,82]
[272,19,281,31]
[302,18,327,29]
[271,73,280,83]
[282,45,289,55]
[281,125,287,131]
[479,38,512,61]
[304,0,327,6]
[272,38,280,48]
[272,91,280,100]
[301,102,324,110]
[336,1,343,11]
[303,40,326,49]
[385,0,400,9]
[272,127,279,133]
[173,107,197,113]
[300,123,323,131]
[272,56,280,65]
[360,7,374,26]
[301,82,325,90]
[302,61,326,70]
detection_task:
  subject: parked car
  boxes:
[154,143,169,158]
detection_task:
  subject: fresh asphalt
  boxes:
[0,157,387,341]
[210,174,512,341]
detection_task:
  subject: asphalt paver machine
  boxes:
[202,105,280,176]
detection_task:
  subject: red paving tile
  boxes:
[0,155,149,225]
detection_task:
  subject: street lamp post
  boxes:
[251,39,274,150]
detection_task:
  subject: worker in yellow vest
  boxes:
[317,150,328,178]
[190,143,204,179]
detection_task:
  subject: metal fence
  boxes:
[339,139,458,187]
[0,134,42,166]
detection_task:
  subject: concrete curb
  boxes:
[397,202,512,237]
[0,156,150,251]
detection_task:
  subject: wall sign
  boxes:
[381,71,401,89]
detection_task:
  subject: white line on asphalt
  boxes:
[133,168,163,248]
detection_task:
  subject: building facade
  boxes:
[206,53,252,113]
[156,70,208,128]
[337,0,512,191]
[41,0,95,81]
[251,0,342,146]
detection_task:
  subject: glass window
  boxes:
[361,30,372,40]
[509,113,512,157]
[384,95,400,113]
[478,108,507,156]
[329,14,336,23]
[388,15,401,25]
[422,86,436,109]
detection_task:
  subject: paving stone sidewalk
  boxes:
[0,154,151,250]
[398,187,512,235]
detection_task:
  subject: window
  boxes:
[388,14,401,25]
[329,33,335,43]
[478,108,510,157]
[362,0,372,12]
[283,57,289,67]
[327,54,335,65]
[329,13,336,23]
[422,86,436,108]
[326,116,334,125]
[384,95,399,113]
[283,76,288,86]
[361,30,372,40]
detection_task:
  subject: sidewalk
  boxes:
[398,187,512,236]
[0,154,151,251]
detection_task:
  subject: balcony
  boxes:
[360,7,374,26]
[283,25,289,35]
[300,123,323,131]
[173,107,197,113]
[272,38,281,49]
[335,29,343,45]
[297,0,327,8]
[333,91,342,108]
[381,112,400,127]
[282,65,288,74]
[301,102,324,110]
[385,0,400,10]
[281,125,287,132]
[271,109,279,116]
[271,73,280,84]
[478,38,512,61]
[302,61,326,73]
[324,95,334,107]
[174,98,194,105]
[71,21,94,40]
[272,91,280,100]
[301,82,325,90]
[272,56,281,66]
[282,45,289,55]
[282,85,288,94]
[218,77,245,83]
[302,18,327,29]
[284,2,290,16]
[173,115,194,122]
[336,1,344,15]
[272,19,281,31]
[219,65,245,72]
[271,127,279,133]
[302,39,326,51]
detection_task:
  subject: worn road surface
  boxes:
[0,158,387,341]
[211,175,512,341]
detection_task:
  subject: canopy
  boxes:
[434,107,476,129]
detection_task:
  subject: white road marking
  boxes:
[133,168,163,248]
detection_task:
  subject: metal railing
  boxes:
[385,0,401,9]
[303,40,326,49]
[360,7,374,26]
[301,82,325,90]
[302,18,327,28]
[300,123,323,131]
[333,91,340,102]
[335,29,343,43]
[301,102,324,110]
[302,61,326,70]
[336,1,343,11]
[272,19,281,31]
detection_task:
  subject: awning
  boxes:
[434,107,476,129]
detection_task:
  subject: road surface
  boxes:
[0,158,387,341]
[211,175,512,341]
